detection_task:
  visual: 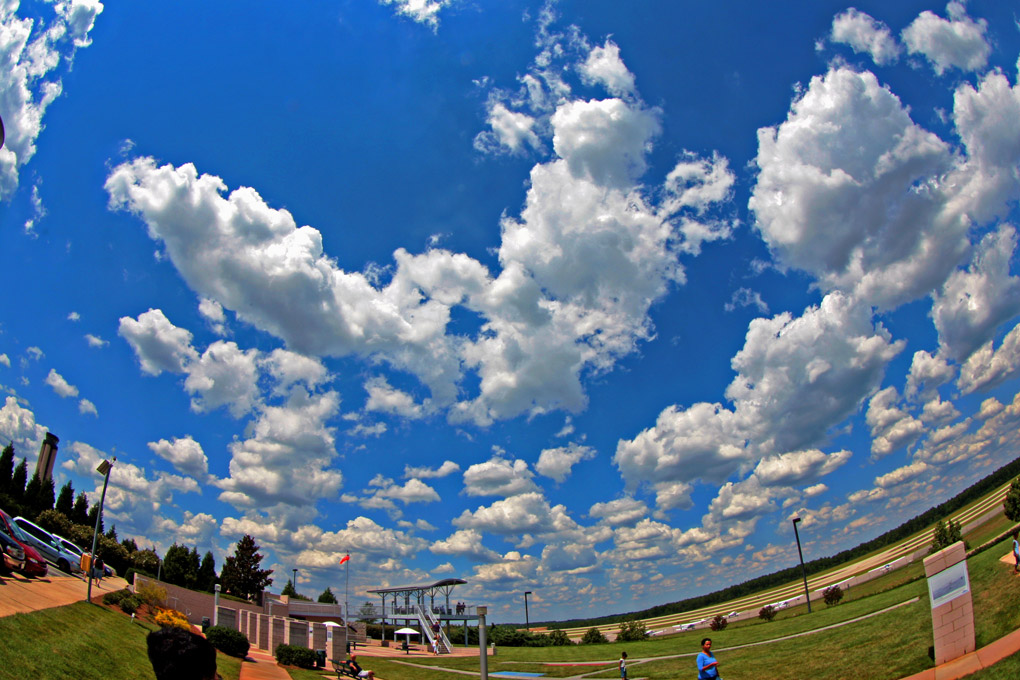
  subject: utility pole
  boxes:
[792,517,812,613]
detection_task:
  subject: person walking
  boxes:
[619,651,628,680]
[1013,531,1019,574]
[94,554,105,584]
[697,638,720,679]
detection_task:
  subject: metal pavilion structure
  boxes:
[367,578,479,651]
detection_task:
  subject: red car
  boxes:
[0,508,47,578]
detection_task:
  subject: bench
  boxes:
[331,659,360,680]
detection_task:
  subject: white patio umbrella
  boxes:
[394,627,420,654]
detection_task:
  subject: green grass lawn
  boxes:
[301,536,1020,680]
[0,601,243,680]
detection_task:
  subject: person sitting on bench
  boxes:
[347,654,375,680]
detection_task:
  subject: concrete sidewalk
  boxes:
[239,649,293,680]
[0,570,128,616]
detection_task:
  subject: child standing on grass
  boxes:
[619,651,627,680]
[1013,531,1019,574]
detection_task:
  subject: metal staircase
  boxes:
[414,604,452,653]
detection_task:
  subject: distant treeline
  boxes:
[542,454,1020,630]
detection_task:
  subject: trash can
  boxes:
[402,639,409,652]
[201,617,211,632]
[346,640,351,654]
[315,650,327,668]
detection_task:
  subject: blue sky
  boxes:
[2,0,1020,622]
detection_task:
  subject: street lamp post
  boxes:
[293,568,298,595]
[86,457,115,605]
[524,591,532,630]
[792,517,811,613]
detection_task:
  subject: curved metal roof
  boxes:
[367,578,467,595]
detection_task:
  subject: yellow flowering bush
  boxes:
[154,607,191,630]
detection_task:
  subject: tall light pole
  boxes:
[792,517,811,613]
[524,591,532,630]
[293,568,298,595]
[86,457,115,605]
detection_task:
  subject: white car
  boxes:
[12,517,82,574]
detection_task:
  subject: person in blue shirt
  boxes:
[697,637,720,679]
[1013,531,1019,574]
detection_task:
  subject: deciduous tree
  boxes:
[1004,477,1020,523]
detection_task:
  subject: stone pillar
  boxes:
[924,541,975,665]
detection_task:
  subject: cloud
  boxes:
[866,387,924,458]
[905,350,956,403]
[750,65,965,310]
[369,476,441,505]
[261,349,329,395]
[45,368,78,398]
[475,103,541,155]
[752,449,852,486]
[957,321,1020,394]
[84,334,108,348]
[404,460,460,479]
[901,1,990,75]
[462,455,538,497]
[616,292,902,490]
[215,389,344,509]
[454,492,570,536]
[107,34,734,429]
[932,225,1020,361]
[588,497,649,527]
[0,354,8,367]
[364,376,425,419]
[0,396,47,454]
[430,529,501,563]
[78,399,97,417]
[874,461,930,488]
[579,40,635,97]
[67,311,79,321]
[830,8,901,65]
[0,0,104,199]
[148,436,209,479]
[198,298,227,335]
[119,308,198,375]
[724,287,768,314]
[184,341,261,417]
[535,443,595,483]
[377,0,450,29]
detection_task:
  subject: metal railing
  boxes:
[360,604,480,619]
[415,604,452,653]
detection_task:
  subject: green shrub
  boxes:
[708,615,728,631]
[758,604,776,622]
[119,596,141,615]
[207,626,250,658]
[616,619,647,642]
[547,629,573,646]
[274,644,317,668]
[581,627,608,644]
[102,589,131,605]
[823,585,844,606]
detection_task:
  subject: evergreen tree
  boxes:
[71,492,89,525]
[10,458,27,502]
[24,471,42,512]
[87,503,104,532]
[197,551,217,592]
[318,587,338,604]
[0,444,14,494]
[281,579,298,597]
[220,534,273,603]
[189,547,201,587]
[105,525,118,541]
[55,481,74,517]
[121,537,139,554]
[40,476,55,514]
[1004,477,1020,523]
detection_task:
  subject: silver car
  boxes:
[12,517,82,574]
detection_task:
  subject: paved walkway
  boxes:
[0,570,128,616]
[239,648,293,680]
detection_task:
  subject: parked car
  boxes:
[53,534,86,571]
[0,517,25,574]
[12,515,81,574]
[0,509,47,577]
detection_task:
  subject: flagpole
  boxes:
[344,553,350,627]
